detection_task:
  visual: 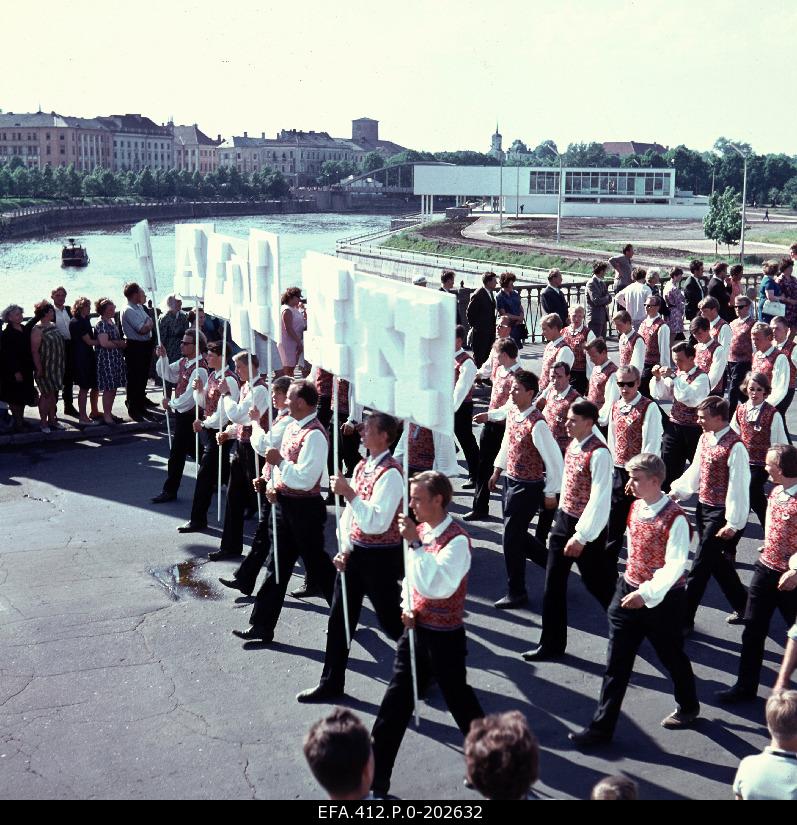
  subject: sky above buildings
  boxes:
[5,0,795,157]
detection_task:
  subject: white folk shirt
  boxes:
[628,494,691,608]
[494,405,564,496]
[338,450,404,554]
[486,362,522,422]
[394,428,460,478]
[594,360,622,426]
[651,365,710,407]
[670,426,751,530]
[193,370,241,430]
[567,431,612,545]
[767,344,795,409]
[53,306,71,340]
[545,336,574,371]
[709,316,732,351]
[251,408,294,460]
[400,515,471,611]
[453,348,478,412]
[617,282,652,323]
[730,401,789,446]
[156,356,209,414]
[619,331,645,374]
[696,339,729,391]
[641,314,671,368]
[307,365,362,423]
[272,412,329,492]
[221,380,271,437]
[607,392,664,464]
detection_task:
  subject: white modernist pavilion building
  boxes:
[414,164,709,220]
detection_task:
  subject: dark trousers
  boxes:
[737,562,797,692]
[163,410,202,496]
[640,364,655,398]
[535,505,556,549]
[776,388,795,430]
[727,360,752,417]
[589,578,699,737]
[233,501,272,595]
[570,369,588,396]
[588,319,607,339]
[249,494,335,633]
[539,510,616,653]
[472,421,504,514]
[62,338,74,407]
[454,401,480,483]
[371,626,484,796]
[663,421,702,491]
[318,399,361,479]
[472,332,494,369]
[685,502,748,626]
[124,339,154,416]
[189,428,231,526]
[319,543,405,693]
[501,477,547,596]
[606,467,634,562]
[219,440,258,555]
[749,465,769,530]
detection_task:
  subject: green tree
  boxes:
[134,167,156,197]
[11,166,30,196]
[0,166,12,196]
[360,151,384,173]
[66,164,82,197]
[563,142,615,167]
[703,187,742,255]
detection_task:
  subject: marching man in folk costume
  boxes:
[296,413,405,704]
[727,295,755,415]
[613,309,645,376]
[537,313,574,395]
[453,325,480,487]
[393,424,459,479]
[489,369,564,610]
[605,365,664,563]
[176,339,241,532]
[466,336,523,521]
[218,376,294,597]
[669,396,750,633]
[151,330,209,504]
[651,341,710,490]
[639,294,671,397]
[585,337,619,427]
[311,366,361,491]
[523,400,616,662]
[562,304,595,396]
[699,296,732,351]
[691,315,728,395]
[718,444,797,704]
[751,322,790,412]
[370,471,484,799]
[730,371,788,529]
[233,379,336,643]
[770,315,797,419]
[569,453,700,749]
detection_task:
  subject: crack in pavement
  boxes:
[241,746,257,800]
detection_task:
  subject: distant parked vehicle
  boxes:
[61,238,89,268]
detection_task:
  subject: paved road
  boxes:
[0,344,792,800]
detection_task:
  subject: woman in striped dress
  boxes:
[30,300,65,433]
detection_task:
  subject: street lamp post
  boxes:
[543,144,562,243]
[728,142,748,262]
[499,156,503,229]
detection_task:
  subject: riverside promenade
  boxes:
[0,341,792,800]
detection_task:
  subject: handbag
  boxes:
[762,299,787,317]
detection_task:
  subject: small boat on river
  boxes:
[61,239,89,267]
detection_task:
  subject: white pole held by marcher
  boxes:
[333,377,352,649]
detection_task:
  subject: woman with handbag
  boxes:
[759,259,784,322]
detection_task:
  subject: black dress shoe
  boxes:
[462,481,476,489]
[218,577,248,595]
[144,399,158,409]
[208,549,243,561]
[290,582,323,599]
[177,521,207,533]
[521,646,564,662]
[493,593,528,609]
[296,684,344,703]
[463,510,489,522]
[151,492,176,504]
[232,627,273,643]
[568,728,612,749]
[725,611,746,625]
[63,406,80,418]
[716,685,757,705]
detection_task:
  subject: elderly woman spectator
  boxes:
[0,304,36,431]
[777,257,797,335]
[69,296,100,426]
[277,286,307,377]
[94,297,127,426]
[30,300,66,433]
[496,271,525,346]
[759,259,783,323]
[664,266,686,342]
[159,295,189,398]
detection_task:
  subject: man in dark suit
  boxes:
[586,262,612,338]
[466,272,498,367]
[683,260,706,322]
[706,261,733,322]
[441,269,465,326]
[540,269,569,329]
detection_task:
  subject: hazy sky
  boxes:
[4,0,795,156]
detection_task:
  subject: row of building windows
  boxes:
[528,170,673,197]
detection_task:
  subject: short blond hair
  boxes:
[766,690,797,741]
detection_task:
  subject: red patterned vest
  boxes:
[175,354,208,398]
[539,338,568,392]
[489,362,519,412]
[505,408,546,482]
[408,423,435,471]
[563,325,589,371]
[561,434,608,518]
[412,519,470,630]
[234,376,268,443]
[588,361,618,407]
[348,453,403,547]
[275,416,329,497]
[734,401,777,466]
[752,347,781,383]
[625,497,687,589]
[455,350,476,403]
[698,428,742,507]
[543,386,580,454]
[315,369,350,416]
[694,338,725,393]
[204,368,239,418]
[669,369,705,426]
[761,486,797,572]
[778,339,797,389]
[619,331,642,367]
[612,395,653,467]
[640,317,665,365]
[709,317,729,342]
[729,316,754,363]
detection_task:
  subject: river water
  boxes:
[0,212,390,311]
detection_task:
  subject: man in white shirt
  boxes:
[639,295,670,397]
[297,413,405,703]
[613,309,645,375]
[523,400,615,661]
[569,453,699,749]
[752,322,791,411]
[453,325,480,486]
[369,471,484,798]
[233,379,336,643]
[615,267,651,331]
[670,396,750,634]
[698,295,732,351]
[771,315,797,419]
[691,315,728,394]
[51,285,77,417]
[121,282,155,422]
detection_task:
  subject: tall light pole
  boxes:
[543,144,562,243]
[499,154,503,229]
[728,142,748,262]
[515,162,520,219]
